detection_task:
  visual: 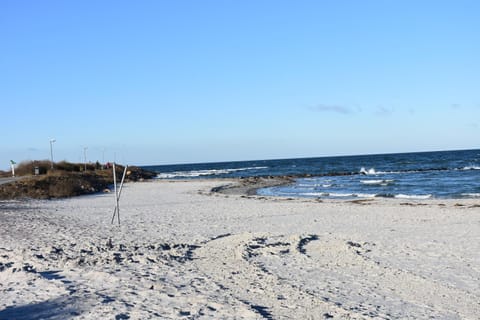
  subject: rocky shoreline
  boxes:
[210,176,295,196]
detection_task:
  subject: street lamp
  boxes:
[50,139,56,169]
[83,147,88,171]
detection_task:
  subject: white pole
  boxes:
[50,139,56,169]
[115,166,127,225]
[113,162,117,195]
[118,165,128,199]
[112,162,118,224]
[11,163,15,177]
[84,147,88,171]
[111,165,128,225]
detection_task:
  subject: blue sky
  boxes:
[1,0,479,168]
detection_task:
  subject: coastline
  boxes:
[146,149,480,200]
[210,176,480,207]
[1,179,479,319]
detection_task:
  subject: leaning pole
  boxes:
[111,163,128,225]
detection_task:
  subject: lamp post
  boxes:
[83,147,88,171]
[50,139,56,169]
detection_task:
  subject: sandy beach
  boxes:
[0,179,479,319]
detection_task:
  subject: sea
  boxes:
[143,149,480,200]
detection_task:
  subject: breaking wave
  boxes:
[360,180,395,186]
[300,192,377,198]
[359,167,377,175]
[297,192,432,199]
[157,166,268,179]
[460,193,480,198]
[462,166,480,170]
[393,194,432,200]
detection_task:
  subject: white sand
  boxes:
[0,179,479,319]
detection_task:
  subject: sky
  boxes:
[1,0,479,168]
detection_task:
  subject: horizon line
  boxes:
[140,147,480,168]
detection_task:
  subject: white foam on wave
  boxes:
[461,193,480,198]
[359,167,399,175]
[462,166,480,170]
[297,181,334,188]
[360,167,377,175]
[394,194,432,200]
[301,192,331,197]
[328,193,357,198]
[301,192,376,198]
[360,179,395,186]
[355,193,378,198]
[156,166,268,179]
[310,192,357,198]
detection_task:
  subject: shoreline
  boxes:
[207,176,480,206]
[1,175,479,207]
[1,179,479,319]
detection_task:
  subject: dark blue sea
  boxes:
[143,149,480,199]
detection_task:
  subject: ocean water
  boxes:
[143,149,480,199]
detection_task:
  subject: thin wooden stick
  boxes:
[111,164,128,225]
[111,162,118,224]
[111,206,117,225]
[116,166,128,225]
[118,166,128,200]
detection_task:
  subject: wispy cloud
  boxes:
[309,104,353,115]
[375,106,394,117]
[309,104,397,117]
[450,103,462,109]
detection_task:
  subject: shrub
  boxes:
[56,161,81,172]
[15,160,51,176]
